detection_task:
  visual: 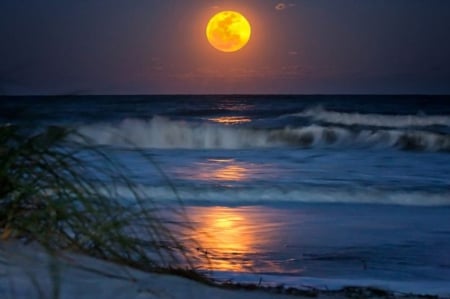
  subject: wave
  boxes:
[290,107,450,128]
[75,116,450,152]
[106,184,450,207]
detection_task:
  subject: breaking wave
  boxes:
[75,116,450,152]
[106,184,450,207]
[290,107,450,128]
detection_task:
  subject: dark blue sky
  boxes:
[1,0,449,95]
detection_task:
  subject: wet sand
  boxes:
[0,240,440,299]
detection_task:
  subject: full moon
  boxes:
[206,11,251,53]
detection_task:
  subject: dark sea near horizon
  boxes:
[2,94,450,295]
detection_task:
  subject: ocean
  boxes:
[2,95,450,295]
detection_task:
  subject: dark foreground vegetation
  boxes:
[0,125,198,273]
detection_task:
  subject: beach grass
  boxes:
[0,124,203,276]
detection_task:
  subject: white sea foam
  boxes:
[291,107,450,128]
[106,184,450,207]
[75,117,450,151]
[76,116,274,149]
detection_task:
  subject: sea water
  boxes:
[2,95,450,295]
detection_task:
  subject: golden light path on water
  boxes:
[171,157,298,272]
[207,116,252,125]
[171,158,290,272]
[191,159,250,182]
[176,158,280,184]
[187,206,285,272]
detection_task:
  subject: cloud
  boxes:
[173,65,308,81]
[275,3,286,10]
[275,3,295,11]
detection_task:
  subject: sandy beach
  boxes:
[1,240,446,299]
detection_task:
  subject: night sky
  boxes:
[1,0,449,95]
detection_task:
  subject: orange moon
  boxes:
[206,11,251,53]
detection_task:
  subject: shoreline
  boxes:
[1,240,446,299]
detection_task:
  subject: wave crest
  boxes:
[291,107,450,128]
[75,117,450,152]
[108,184,450,207]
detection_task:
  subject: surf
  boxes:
[75,116,450,152]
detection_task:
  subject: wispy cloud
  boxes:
[173,65,308,81]
[275,3,286,10]
[275,3,295,11]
